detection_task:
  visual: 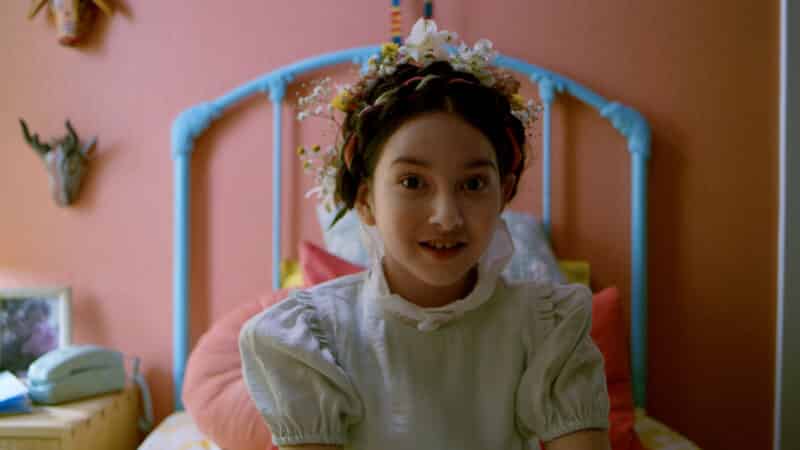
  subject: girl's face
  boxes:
[356,112,514,303]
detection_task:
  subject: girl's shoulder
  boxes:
[306,270,367,295]
[239,272,369,364]
[256,272,365,326]
[500,278,593,328]
[293,271,371,333]
[302,271,369,312]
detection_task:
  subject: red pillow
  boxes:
[590,287,644,450]
[300,240,365,285]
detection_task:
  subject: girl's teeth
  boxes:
[429,242,458,249]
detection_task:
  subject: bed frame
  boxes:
[170,45,651,412]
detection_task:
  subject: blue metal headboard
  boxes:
[171,46,651,411]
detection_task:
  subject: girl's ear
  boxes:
[355,182,376,225]
[501,174,517,208]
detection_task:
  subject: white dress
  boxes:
[239,220,610,449]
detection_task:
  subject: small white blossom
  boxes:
[511,110,529,123]
[405,18,456,62]
[379,64,397,76]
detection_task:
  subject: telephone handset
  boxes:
[27,344,154,431]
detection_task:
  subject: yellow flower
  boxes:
[381,42,399,58]
[303,160,312,170]
[511,94,526,110]
[331,89,353,112]
[312,145,321,153]
[296,146,305,155]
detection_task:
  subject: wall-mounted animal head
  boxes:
[20,119,96,206]
[28,0,113,46]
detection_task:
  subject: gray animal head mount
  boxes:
[20,119,96,206]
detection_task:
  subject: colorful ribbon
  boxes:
[391,0,402,44]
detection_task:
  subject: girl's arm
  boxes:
[543,429,611,450]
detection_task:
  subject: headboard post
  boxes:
[172,154,190,411]
[600,101,652,409]
[171,102,225,411]
[631,154,648,408]
[538,78,557,240]
[268,79,288,291]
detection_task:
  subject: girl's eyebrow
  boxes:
[464,158,497,170]
[390,157,497,170]
[391,156,430,168]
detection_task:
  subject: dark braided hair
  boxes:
[335,60,528,216]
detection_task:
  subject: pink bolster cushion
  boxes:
[182,289,290,450]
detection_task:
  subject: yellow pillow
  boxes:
[279,259,304,288]
[558,260,590,286]
[283,257,589,288]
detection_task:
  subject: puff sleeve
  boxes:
[515,283,610,443]
[239,290,363,447]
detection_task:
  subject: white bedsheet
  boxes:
[140,409,702,450]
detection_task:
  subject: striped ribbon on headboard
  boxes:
[391,0,402,44]
[391,1,433,44]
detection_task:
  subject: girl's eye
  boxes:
[463,176,487,192]
[400,176,423,190]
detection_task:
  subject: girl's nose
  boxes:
[429,193,464,231]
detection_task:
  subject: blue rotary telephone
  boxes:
[27,345,154,431]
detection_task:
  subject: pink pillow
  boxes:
[300,240,365,285]
[182,289,290,450]
[590,287,644,450]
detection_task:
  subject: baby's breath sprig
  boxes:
[296,143,341,212]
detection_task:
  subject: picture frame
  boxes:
[0,287,71,377]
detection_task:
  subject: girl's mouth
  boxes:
[419,241,467,260]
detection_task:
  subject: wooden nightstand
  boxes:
[0,384,142,450]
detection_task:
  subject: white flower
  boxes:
[405,18,457,62]
[511,109,529,123]
[305,185,323,199]
[379,64,397,76]
[473,39,494,55]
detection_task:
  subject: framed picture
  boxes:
[0,287,71,377]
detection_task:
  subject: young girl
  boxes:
[240,19,611,450]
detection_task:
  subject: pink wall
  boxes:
[0,1,777,448]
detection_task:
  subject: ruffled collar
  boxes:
[360,218,514,332]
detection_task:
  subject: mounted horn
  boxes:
[19,118,52,157]
[28,0,49,19]
[92,0,113,16]
[65,119,78,147]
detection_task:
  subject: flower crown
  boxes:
[296,18,541,215]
